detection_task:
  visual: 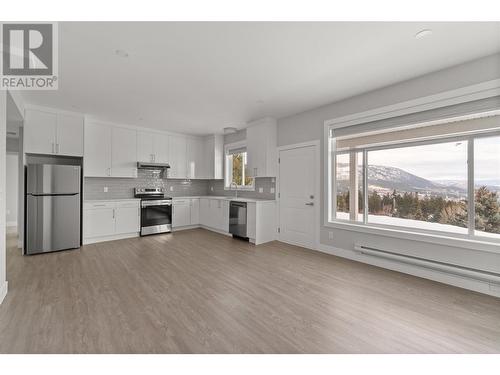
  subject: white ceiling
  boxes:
[21,22,500,135]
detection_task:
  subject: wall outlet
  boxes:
[169,186,174,191]
[259,187,263,193]
[270,187,275,194]
[103,187,108,193]
[328,231,334,240]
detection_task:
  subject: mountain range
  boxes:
[337,163,500,197]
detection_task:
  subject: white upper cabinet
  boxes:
[111,127,137,178]
[169,134,187,178]
[24,109,57,155]
[187,137,205,179]
[85,121,137,178]
[153,134,169,164]
[204,134,224,180]
[56,114,84,156]
[24,108,84,156]
[84,121,112,177]
[137,131,154,162]
[246,117,277,178]
[138,131,169,164]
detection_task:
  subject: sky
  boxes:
[367,136,500,182]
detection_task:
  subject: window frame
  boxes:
[224,141,255,191]
[328,123,500,248]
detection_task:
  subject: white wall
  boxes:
[277,53,500,296]
[6,153,18,227]
[0,90,7,304]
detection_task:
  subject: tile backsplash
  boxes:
[208,177,276,200]
[84,169,276,200]
[84,169,209,200]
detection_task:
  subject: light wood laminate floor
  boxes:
[1,229,499,353]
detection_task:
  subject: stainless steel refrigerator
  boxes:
[25,164,81,255]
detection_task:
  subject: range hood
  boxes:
[137,162,171,170]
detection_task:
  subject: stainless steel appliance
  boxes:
[25,164,81,255]
[135,188,172,236]
[136,161,170,170]
[229,201,247,238]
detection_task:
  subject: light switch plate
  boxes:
[259,187,263,193]
[103,187,108,193]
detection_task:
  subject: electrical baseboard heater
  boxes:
[354,244,500,285]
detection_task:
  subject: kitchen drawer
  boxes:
[116,201,140,208]
[84,202,116,210]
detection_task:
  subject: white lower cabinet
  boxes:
[172,199,191,228]
[84,200,140,243]
[84,204,115,239]
[246,201,276,245]
[173,198,201,228]
[115,205,141,234]
[199,198,229,233]
[190,198,200,225]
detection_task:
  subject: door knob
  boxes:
[305,202,314,206]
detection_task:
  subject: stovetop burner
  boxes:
[134,187,170,200]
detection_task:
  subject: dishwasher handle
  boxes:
[230,201,247,208]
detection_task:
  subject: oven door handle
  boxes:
[141,201,172,207]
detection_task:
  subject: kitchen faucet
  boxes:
[229,182,238,198]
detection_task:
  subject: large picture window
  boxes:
[328,113,500,242]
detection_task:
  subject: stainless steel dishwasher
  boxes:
[229,201,247,238]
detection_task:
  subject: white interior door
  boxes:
[279,145,317,249]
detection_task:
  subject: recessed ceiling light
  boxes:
[115,49,129,58]
[415,29,432,39]
[223,127,237,135]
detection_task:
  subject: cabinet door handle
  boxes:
[112,209,115,219]
[305,202,314,206]
[56,143,60,154]
[107,168,111,176]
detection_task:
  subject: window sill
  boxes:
[324,220,500,255]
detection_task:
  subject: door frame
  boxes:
[277,140,321,250]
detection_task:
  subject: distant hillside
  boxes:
[336,163,468,198]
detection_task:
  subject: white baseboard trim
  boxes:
[172,224,200,232]
[199,225,232,237]
[315,243,500,298]
[83,232,139,245]
[0,281,8,305]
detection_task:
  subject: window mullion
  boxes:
[363,150,368,224]
[242,153,246,187]
[467,138,475,236]
[331,142,337,221]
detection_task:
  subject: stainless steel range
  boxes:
[135,188,172,236]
